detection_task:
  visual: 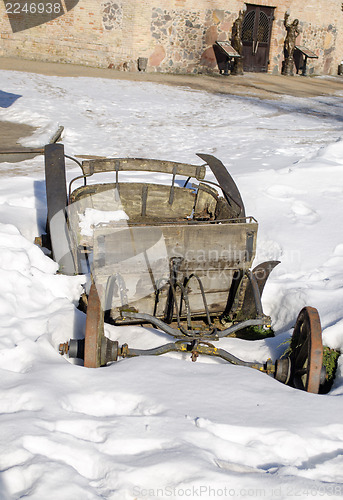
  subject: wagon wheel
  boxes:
[84,283,104,368]
[289,306,324,394]
[84,283,119,368]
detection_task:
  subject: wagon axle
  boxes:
[60,336,272,371]
[59,313,327,392]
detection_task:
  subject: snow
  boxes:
[0,69,343,499]
[78,208,129,237]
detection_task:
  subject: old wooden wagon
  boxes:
[41,144,326,394]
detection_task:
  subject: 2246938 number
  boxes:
[5,3,62,14]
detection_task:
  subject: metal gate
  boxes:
[242,4,274,72]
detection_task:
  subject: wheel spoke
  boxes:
[294,368,307,376]
[294,336,309,367]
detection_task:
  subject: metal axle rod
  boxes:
[121,340,269,372]
[120,310,267,339]
[62,336,283,378]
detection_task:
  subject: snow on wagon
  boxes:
[39,143,330,394]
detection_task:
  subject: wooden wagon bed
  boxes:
[42,144,327,395]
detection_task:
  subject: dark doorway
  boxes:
[242,4,275,72]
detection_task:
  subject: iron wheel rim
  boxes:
[290,306,323,393]
[84,283,104,368]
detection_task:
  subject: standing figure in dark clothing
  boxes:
[282,12,300,75]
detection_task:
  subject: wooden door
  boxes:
[242,4,274,72]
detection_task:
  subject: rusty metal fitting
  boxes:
[34,236,42,247]
[59,342,69,356]
[120,343,129,358]
[264,358,275,375]
[274,358,291,384]
[191,351,199,362]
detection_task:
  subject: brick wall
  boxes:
[0,0,342,75]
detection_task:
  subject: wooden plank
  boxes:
[68,183,197,248]
[91,219,257,318]
[194,183,218,219]
[295,46,318,58]
[92,221,258,276]
[121,289,232,317]
[95,271,233,317]
[95,268,235,293]
[215,41,241,58]
[70,183,196,217]
[82,157,206,180]
[44,144,76,275]
[145,184,195,218]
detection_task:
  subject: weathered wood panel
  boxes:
[90,220,257,316]
[93,222,258,274]
[193,183,218,220]
[94,271,234,317]
[82,157,206,180]
[68,183,196,247]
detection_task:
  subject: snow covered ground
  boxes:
[0,70,343,499]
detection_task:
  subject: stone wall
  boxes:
[0,0,342,75]
[148,8,239,73]
[266,0,341,75]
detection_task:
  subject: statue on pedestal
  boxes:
[282,12,300,75]
[231,10,244,75]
